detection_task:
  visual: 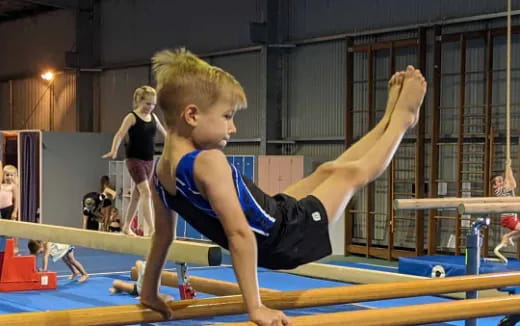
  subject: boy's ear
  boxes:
[181,104,200,127]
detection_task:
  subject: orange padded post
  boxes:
[0,238,56,292]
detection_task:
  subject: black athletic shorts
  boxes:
[258,194,332,270]
[130,284,138,296]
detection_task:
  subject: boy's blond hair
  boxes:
[152,48,247,128]
[133,85,156,109]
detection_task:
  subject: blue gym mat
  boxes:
[399,255,520,277]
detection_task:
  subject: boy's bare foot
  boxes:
[382,71,405,125]
[109,287,119,294]
[78,274,89,283]
[68,273,79,280]
[392,65,427,128]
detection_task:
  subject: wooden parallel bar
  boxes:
[394,197,520,210]
[1,272,519,325]
[130,268,278,296]
[222,295,520,326]
[0,219,221,266]
[280,261,504,299]
[458,203,520,214]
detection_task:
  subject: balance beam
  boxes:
[0,219,221,266]
[394,197,520,210]
[222,295,520,326]
[130,268,278,296]
[459,203,520,214]
[2,271,520,325]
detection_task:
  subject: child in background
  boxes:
[28,240,89,282]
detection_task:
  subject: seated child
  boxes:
[108,207,122,233]
[110,260,147,297]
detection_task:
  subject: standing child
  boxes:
[0,165,19,253]
[140,48,426,325]
[103,86,167,236]
[0,165,19,221]
[28,240,89,282]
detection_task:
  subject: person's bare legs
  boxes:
[501,227,520,246]
[62,256,80,279]
[66,251,89,282]
[310,66,426,224]
[283,71,406,200]
[135,180,154,236]
[123,186,140,235]
[110,280,137,294]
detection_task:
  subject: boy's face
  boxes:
[493,176,504,189]
[138,95,157,114]
[192,98,238,149]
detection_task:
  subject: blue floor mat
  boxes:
[0,240,508,325]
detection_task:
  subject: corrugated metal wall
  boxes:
[98,67,150,133]
[7,73,76,131]
[0,82,10,130]
[286,41,346,140]
[53,73,77,132]
[0,10,75,79]
[211,51,264,141]
[100,0,262,65]
[288,0,519,40]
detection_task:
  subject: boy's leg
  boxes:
[283,71,405,200]
[310,66,426,224]
[67,251,89,282]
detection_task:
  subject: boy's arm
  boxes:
[195,150,262,315]
[102,113,136,159]
[153,114,167,138]
[140,176,177,319]
[504,159,517,191]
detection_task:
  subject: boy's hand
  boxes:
[250,305,291,326]
[140,294,174,320]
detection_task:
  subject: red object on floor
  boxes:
[178,283,196,300]
[0,238,57,292]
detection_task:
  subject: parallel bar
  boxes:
[280,262,504,299]
[394,197,520,210]
[130,268,278,296]
[0,219,221,266]
[222,295,520,326]
[459,203,520,214]
[1,272,520,325]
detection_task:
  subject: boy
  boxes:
[491,159,518,247]
[28,240,89,282]
[140,48,426,325]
